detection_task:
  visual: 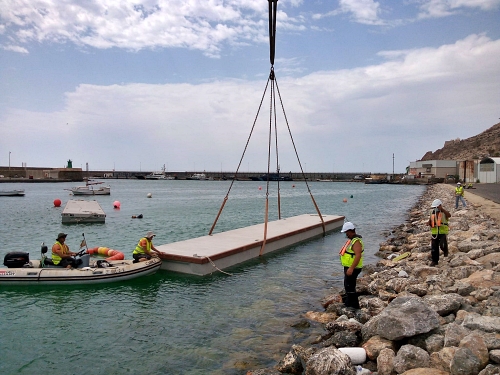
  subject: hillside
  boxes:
[421,122,500,161]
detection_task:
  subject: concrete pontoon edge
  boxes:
[156,214,344,276]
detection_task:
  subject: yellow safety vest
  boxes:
[133,237,151,255]
[339,237,364,268]
[52,240,69,265]
[455,186,464,196]
[430,210,449,235]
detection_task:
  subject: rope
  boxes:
[204,256,233,276]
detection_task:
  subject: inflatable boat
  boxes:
[0,244,161,285]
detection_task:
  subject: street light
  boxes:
[9,151,11,171]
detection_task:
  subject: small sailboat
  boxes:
[66,163,111,195]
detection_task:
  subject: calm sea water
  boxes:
[0,180,425,374]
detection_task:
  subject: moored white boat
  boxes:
[0,189,25,196]
[66,163,111,195]
[190,173,208,180]
[0,248,161,285]
[69,184,111,195]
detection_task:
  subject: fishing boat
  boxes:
[66,163,111,195]
[145,165,175,180]
[0,244,161,285]
[0,189,25,196]
[189,173,208,180]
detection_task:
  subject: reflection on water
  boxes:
[0,180,425,374]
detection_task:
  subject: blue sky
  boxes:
[1,0,499,174]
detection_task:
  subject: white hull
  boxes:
[70,186,110,195]
[0,189,25,196]
[0,258,161,285]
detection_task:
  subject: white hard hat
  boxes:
[457,182,461,185]
[431,199,442,208]
[341,222,356,232]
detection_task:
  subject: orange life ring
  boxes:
[87,247,125,261]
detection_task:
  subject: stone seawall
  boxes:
[248,184,500,375]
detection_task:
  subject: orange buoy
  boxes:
[87,246,125,261]
[343,198,348,203]
[53,199,62,207]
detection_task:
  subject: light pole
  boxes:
[9,151,11,172]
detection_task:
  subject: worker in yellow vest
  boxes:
[428,199,451,266]
[52,233,79,268]
[339,222,364,309]
[133,231,163,263]
[455,182,467,209]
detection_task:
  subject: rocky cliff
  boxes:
[421,122,500,161]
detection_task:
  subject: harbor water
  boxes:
[0,180,425,374]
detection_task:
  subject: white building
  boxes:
[408,160,457,179]
[478,157,500,183]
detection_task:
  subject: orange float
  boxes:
[87,247,125,261]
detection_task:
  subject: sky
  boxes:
[1,0,499,174]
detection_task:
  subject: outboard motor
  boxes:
[3,252,30,268]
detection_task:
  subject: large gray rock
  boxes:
[459,332,489,370]
[463,312,500,333]
[277,345,311,374]
[365,296,440,341]
[478,364,500,375]
[444,322,471,347]
[393,344,430,374]
[423,293,464,316]
[305,347,356,375]
[450,347,483,375]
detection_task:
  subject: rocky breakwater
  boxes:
[248,184,500,375]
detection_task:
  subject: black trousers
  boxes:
[343,267,362,309]
[430,234,448,263]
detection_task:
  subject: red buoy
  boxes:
[53,198,62,207]
[113,200,121,209]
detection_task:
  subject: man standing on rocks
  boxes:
[339,222,364,309]
[455,182,467,209]
[428,199,451,266]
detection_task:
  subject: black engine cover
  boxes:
[3,252,30,268]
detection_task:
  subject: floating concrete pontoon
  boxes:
[157,214,344,275]
[62,199,106,224]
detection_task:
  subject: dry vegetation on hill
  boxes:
[421,122,500,161]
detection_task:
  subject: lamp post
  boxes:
[9,151,11,172]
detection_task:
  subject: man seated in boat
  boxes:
[133,231,163,262]
[52,233,80,269]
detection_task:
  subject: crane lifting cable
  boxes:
[209,0,326,252]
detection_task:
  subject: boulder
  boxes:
[362,335,395,361]
[462,312,500,333]
[430,347,458,372]
[423,293,464,316]
[459,332,489,370]
[277,345,310,374]
[444,322,470,347]
[393,345,430,374]
[305,347,355,375]
[400,369,450,375]
[377,347,395,375]
[489,349,500,364]
[366,296,440,341]
[450,347,483,375]
[478,364,500,375]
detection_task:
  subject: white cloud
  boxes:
[417,0,500,19]
[0,0,305,56]
[1,34,499,172]
[311,0,385,25]
[338,0,385,25]
[2,45,29,53]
